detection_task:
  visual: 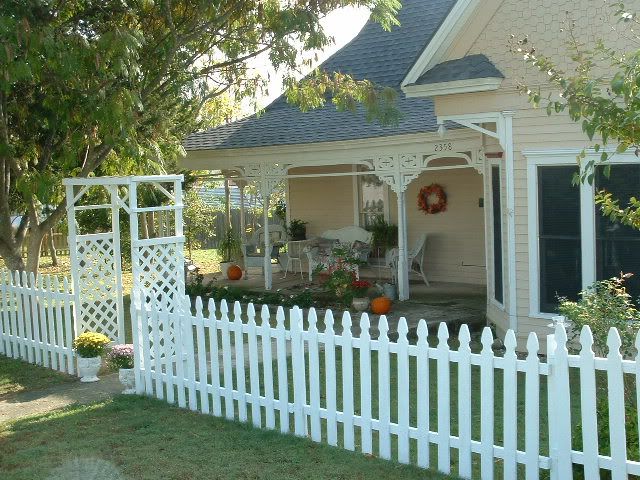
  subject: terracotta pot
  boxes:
[78,356,101,383]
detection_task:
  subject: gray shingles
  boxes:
[184,0,458,152]
[412,54,504,86]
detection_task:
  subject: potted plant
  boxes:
[73,332,111,382]
[351,280,372,311]
[218,228,242,278]
[368,215,398,258]
[286,219,307,241]
[107,344,135,394]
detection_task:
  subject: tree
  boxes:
[512,2,640,228]
[0,0,400,272]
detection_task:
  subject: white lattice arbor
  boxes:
[64,175,185,343]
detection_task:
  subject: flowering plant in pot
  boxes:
[107,344,136,394]
[351,280,372,311]
[73,332,110,382]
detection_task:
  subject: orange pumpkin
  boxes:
[227,264,243,281]
[370,296,392,315]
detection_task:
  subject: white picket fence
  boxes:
[0,269,76,374]
[132,294,640,480]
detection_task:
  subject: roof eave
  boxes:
[402,77,503,98]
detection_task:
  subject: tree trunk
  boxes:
[48,229,58,266]
[25,227,45,273]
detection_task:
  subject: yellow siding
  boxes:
[390,168,487,285]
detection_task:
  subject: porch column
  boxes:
[396,189,410,300]
[239,183,247,242]
[502,111,518,331]
[263,193,272,290]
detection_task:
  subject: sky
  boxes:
[245,6,371,112]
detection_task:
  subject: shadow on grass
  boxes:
[0,355,75,397]
[0,395,457,480]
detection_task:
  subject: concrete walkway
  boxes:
[0,373,122,424]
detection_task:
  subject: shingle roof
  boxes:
[412,54,503,86]
[184,0,458,152]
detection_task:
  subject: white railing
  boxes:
[0,269,76,374]
[133,295,639,480]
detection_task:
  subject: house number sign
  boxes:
[433,142,454,152]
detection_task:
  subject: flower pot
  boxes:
[352,297,370,312]
[220,261,234,278]
[78,356,102,382]
[119,368,136,394]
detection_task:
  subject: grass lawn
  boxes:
[0,355,74,397]
[0,395,457,480]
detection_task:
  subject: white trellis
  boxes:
[64,175,185,343]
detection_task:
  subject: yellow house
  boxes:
[182,0,640,345]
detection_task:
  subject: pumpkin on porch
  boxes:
[370,296,392,315]
[226,264,243,281]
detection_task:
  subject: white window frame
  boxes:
[353,168,390,227]
[525,148,640,318]
[487,159,505,310]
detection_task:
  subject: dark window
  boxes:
[538,166,581,313]
[595,165,640,299]
[491,166,504,304]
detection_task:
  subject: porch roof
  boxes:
[183,0,458,153]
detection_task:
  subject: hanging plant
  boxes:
[417,184,447,214]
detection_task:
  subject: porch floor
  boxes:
[201,265,487,338]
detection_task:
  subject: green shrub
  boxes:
[558,274,640,358]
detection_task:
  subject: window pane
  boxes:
[538,166,581,312]
[595,164,640,299]
[491,166,503,304]
[359,174,385,228]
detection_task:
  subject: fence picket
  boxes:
[397,317,410,464]
[457,324,472,478]
[550,325,573,480]
[173,306,187,408]
[233,301,248,421]
[140,302,153,396]
[150,307,164,400]
[9,272,20,359]
[291,306,307,437]
[220,300,234,419]
[195,297,209,414]
[480,327,495,480]
[524,333,540,480]
[207,299,221,415]
[606,328,628,480]
[160,309,175,404]
[636,332,640,463]
[416,319,430,468]
[378,315,391,459]
[247,303,261,427]
[436,323,451,473]
[0,270,8,356]
[503,331,518,479]
[45,276,57,371]
[16,272,31,362]
[62,278,74,374]
[578,326,599,480]
[37,274,50,368]
[184,302,197,411]
[260,304,275,429]
[359,313,373,455]
[324,310,338,446]
[308,308,321,442]
[28,272,41,365]
[275,306,289,433]
[341,311,355,451]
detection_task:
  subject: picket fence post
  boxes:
[547,323,572,480]
[291,306,307,437]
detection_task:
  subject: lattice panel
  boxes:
[76,235,120,340]
[132,243,184,312]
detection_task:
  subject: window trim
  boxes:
[525,148,639,317]
[354,170,390,227]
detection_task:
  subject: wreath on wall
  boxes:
[417,184,447,214]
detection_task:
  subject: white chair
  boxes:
[241,225,287,276]
[283,239,309,279]
[387,233,429,287]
